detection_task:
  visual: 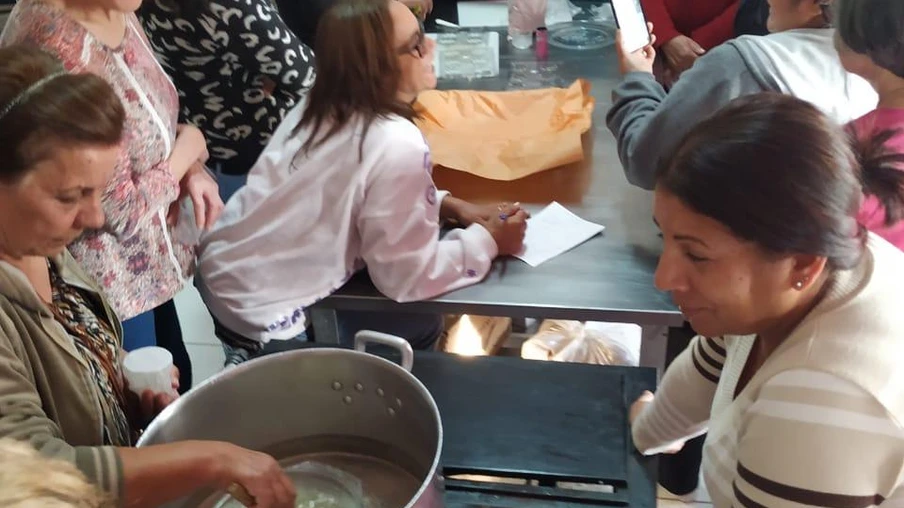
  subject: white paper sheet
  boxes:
[456,0,574,28]
[514,202,605,267]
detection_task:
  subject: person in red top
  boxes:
[641,0,740,83]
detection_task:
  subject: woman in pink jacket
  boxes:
[834,0,904,250]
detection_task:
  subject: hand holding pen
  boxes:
[481,202,529,256]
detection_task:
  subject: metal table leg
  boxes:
[639,325,668,376]
[310,308,340,344]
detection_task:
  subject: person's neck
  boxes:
[0,250,52,304]
[875,76,904,109]
[397,91,417,105]
[755,274,830,359]
[44,0,120,25]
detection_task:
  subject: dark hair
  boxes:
[0,46,125,183]
[835,0,904,78]
[293,0,414,159]
[817,0,834,27]
[849,127,904,225]
[656,93,865,270]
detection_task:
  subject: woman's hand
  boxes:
[616,23,657,75]
[442,197,530,228]
[168,124,209,180]
[176,124,209,165]
[179,162,225,230]
[661,35,705,75]
[125,366,180,429]
[629,390,654,425]
[629,391,684,454]
[478,206,529,256]
[211,443,296,508]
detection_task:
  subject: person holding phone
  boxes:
[607,0,877,191]
[639,0,740,81]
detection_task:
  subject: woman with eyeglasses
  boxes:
[195,0,528,365]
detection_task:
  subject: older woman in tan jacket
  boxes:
[0,46,294,507]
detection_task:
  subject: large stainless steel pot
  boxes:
[138,332,444,508]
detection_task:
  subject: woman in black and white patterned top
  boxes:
[138,0,316,200]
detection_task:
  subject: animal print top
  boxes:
[138,0,316,175]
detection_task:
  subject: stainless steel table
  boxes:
[310,13,683,371]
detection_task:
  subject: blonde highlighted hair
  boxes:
[0,439,113,507]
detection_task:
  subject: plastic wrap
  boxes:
[521,320,639,366]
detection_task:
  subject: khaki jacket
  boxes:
[0,251,123,498]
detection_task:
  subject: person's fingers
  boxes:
[153,392,176,414]
[166,200,180,227]
[271,470,296,507]
[140,390,156,421]
[190,186,207,229]
[248,483,275,508]
[207,197,224,230]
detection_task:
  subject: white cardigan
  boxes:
[633,234,904,507]
[197,101,497,342]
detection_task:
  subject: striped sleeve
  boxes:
[730,369,904,507]
[632,336,726,454]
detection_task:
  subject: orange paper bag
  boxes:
[414,80,595,181]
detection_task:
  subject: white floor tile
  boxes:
[173,282,219,346]
[187,344,225,385]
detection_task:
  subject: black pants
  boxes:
[153,300,192,394]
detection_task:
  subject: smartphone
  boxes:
[611,0,652,53]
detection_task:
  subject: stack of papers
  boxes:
[514,201,605,267]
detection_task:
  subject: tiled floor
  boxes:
[173,285,712,507]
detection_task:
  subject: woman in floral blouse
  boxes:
[1,0,225,391]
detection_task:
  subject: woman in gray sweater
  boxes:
[607,0,876,190]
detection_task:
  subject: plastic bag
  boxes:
[521,320,639,366]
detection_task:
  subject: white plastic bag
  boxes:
[521,320,639,366]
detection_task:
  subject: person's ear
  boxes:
[787,253,827,291]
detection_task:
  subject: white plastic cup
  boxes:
[123,347,174,396]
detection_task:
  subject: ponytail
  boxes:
[849,127,904,225]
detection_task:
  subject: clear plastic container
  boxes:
[122,346,174,396]
[507,0,547,48]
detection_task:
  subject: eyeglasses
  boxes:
[398,22,427,59]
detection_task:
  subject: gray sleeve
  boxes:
[605,44,765,190]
